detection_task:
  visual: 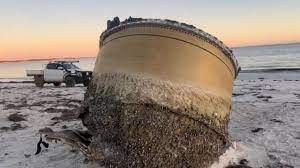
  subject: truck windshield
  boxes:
[46,63,58,69]
[63,63,80,69]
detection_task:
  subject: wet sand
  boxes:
[0,72,299,168]
[229,73,300,167]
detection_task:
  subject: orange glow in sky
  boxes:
[0,0,299,61]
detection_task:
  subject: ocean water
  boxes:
[234,43,300,70]
[0,43,299,79]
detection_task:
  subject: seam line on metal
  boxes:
[102,34,234,77]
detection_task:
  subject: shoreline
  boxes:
[1,69,300,83]
[241,67,300,73]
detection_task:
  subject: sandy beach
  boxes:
[0,72,299,168]
[0,84,98,168]
[230,72,300,167]
[1,0,300,167]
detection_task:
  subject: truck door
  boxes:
[44,63,64,82]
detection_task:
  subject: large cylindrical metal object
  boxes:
[80,18,239,168]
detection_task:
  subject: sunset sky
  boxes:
[0,0,299,61]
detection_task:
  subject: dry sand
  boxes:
[0,74,299,168]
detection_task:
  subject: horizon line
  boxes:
[232,41,300,48]
[0,56,96,63]
[1,41,299,63]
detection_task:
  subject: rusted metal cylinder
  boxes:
[80,18,239,168]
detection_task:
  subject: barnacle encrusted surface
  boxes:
[79,73,231,167]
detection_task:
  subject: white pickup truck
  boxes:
[26,61,92,87]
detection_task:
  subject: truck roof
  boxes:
[49,60,79,64]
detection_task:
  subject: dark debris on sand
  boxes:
[57,98,82,108]
[30,101,55,107]
[251,128,264,133]
[267,154,295,168]
[24,154,31,158]
[225,159,252,168]
[39,127,54,133]
[226,165,252,168]
[8,113,27,122]
[232,93,245,97]
[61,125,68,129]
[267,162,295,168]
[4,103,28,110]
[43,106,80,121]
[30,99,81,109]
[49,109,79,121]
[256,95,272,99]
[0,123,27,132]
[270,119,284,124]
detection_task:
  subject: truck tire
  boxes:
[34,75,44,88]
[65,76,75,87]
[83,80,90,87]
[53,82,61,87]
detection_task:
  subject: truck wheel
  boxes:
[65,76,75,87]
[53,82,61,87]
[83,80,90,87]
[34,75,44,88]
